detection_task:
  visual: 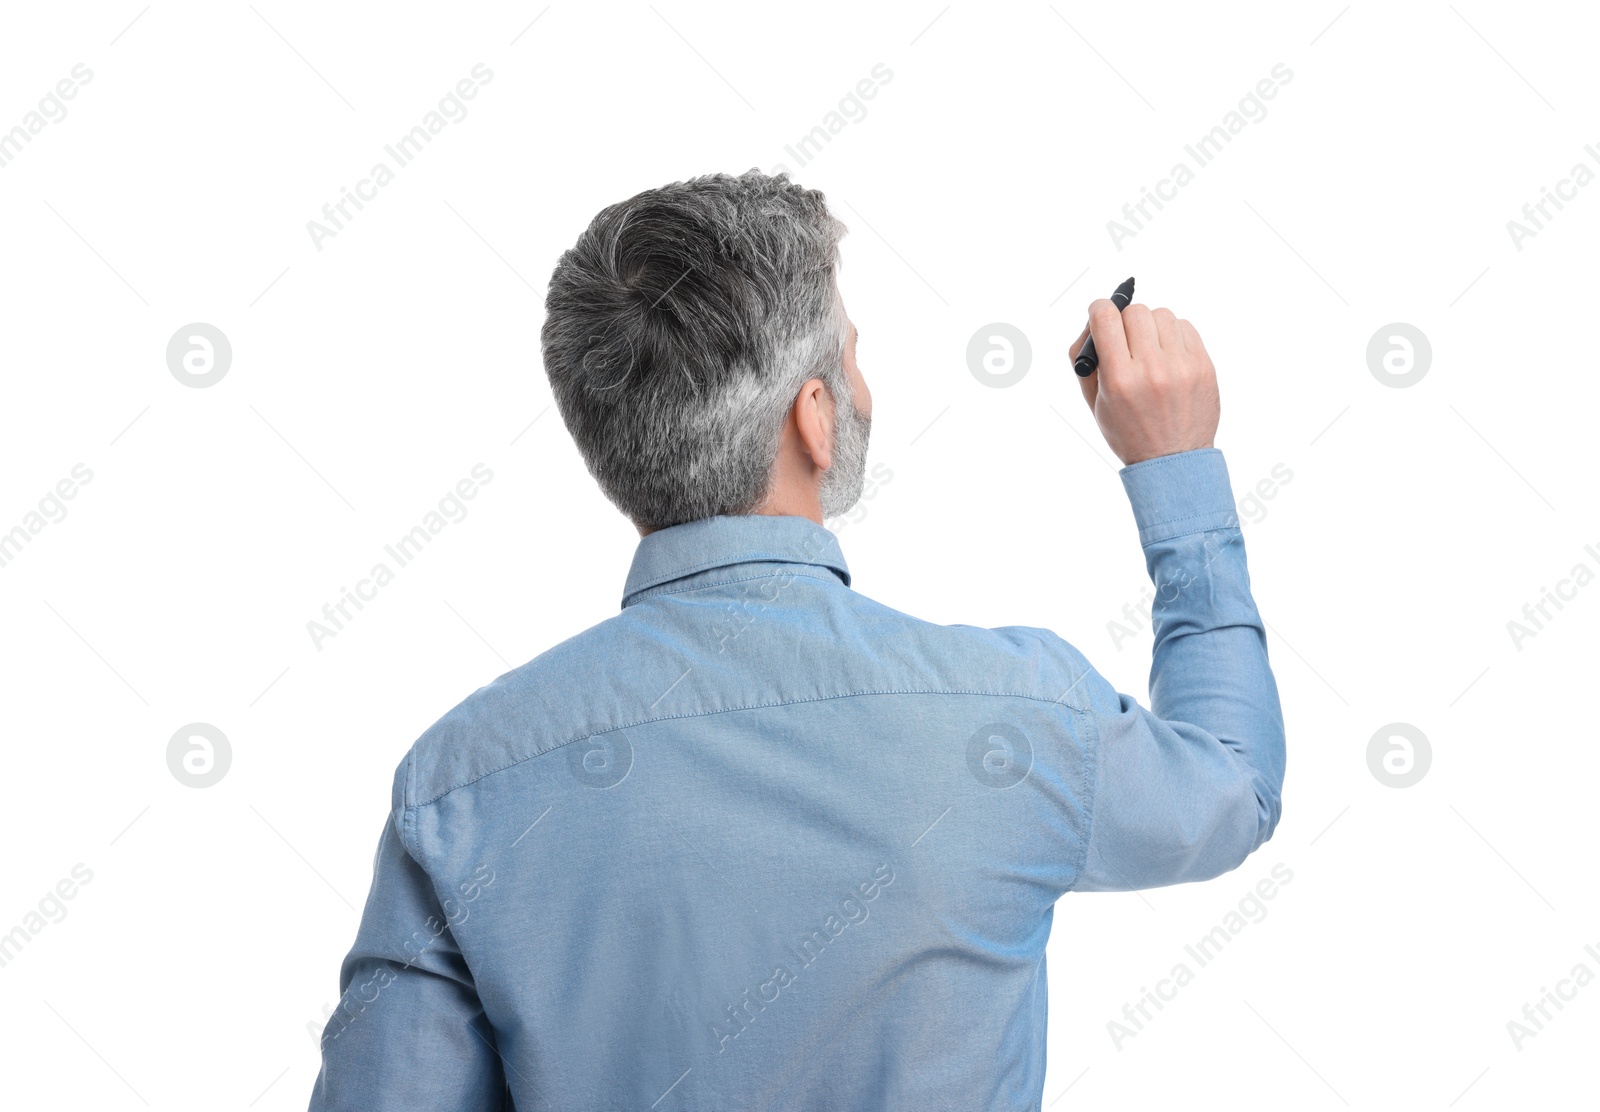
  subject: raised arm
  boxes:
[1065,302,1286,891]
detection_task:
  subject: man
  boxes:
[308,169,1285,1110]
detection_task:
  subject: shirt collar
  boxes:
[621,514,851,608]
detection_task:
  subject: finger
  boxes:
[1068,322,1090,364]
[1121,303,1159,359]
[1178,319,1207,362]
[1153,307,1182,351]
[1079,356,1098,410]
[1085,298,1131,373]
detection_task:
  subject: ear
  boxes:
[792,377,835,472]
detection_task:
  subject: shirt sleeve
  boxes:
[1068,447,1286,892]
[307,755,509,1111]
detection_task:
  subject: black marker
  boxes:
[1073,276,1136,377]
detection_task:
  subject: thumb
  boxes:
[1070,323,1096,410]
[1068,322,1090,363]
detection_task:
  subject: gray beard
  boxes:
[818,395,872,519]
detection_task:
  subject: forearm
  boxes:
[1121,447,1286,838]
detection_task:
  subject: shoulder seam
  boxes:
[399,748,423,867]
[1066,703,1102,894]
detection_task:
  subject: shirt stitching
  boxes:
[1140,515,1238,537]
[1067,704,1101,893]
[401,749,424,868]
[626,550,847,599]
[626,566,842,604]
[414,686,1093,807]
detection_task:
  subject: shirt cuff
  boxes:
[1118,447,1239,545]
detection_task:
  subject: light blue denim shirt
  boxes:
[308,446,1285,1111]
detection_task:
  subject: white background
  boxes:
[1,1,1595,1108]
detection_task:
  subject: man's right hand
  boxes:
[1069,300,1220,466]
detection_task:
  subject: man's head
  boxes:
[541,169,870,535]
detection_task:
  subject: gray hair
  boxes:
[541,169,851,531]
